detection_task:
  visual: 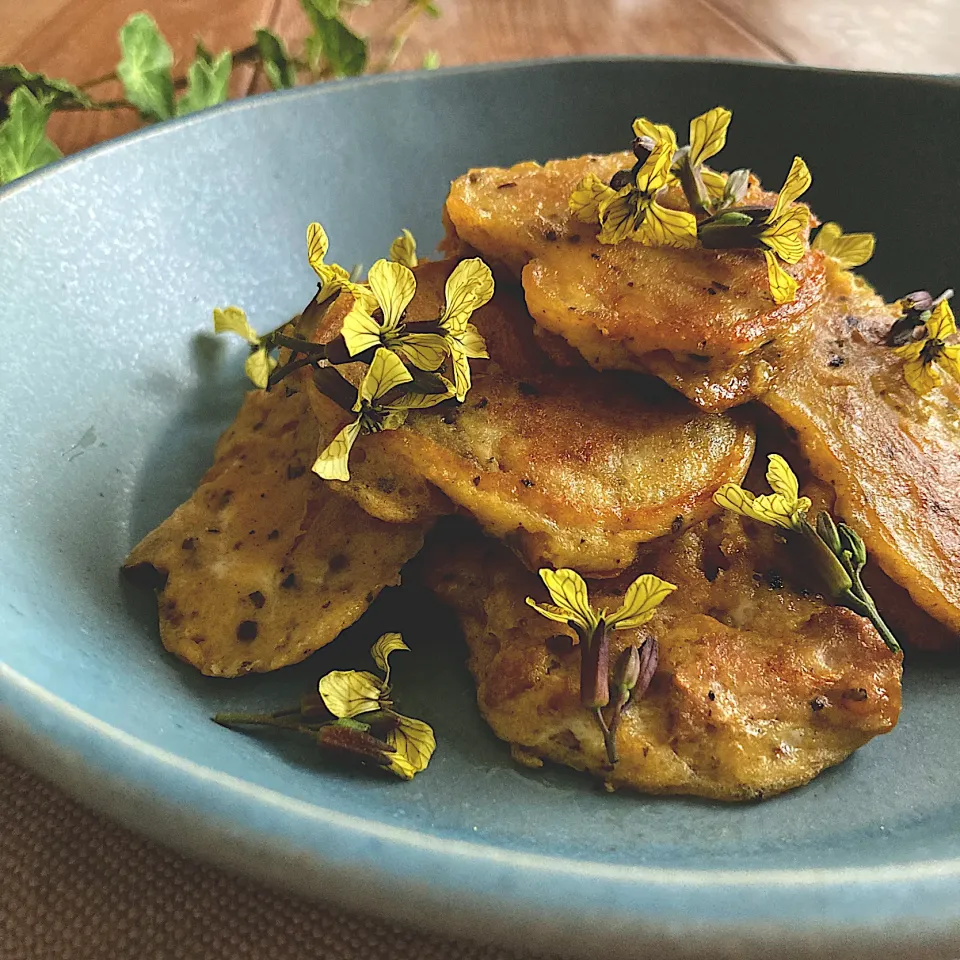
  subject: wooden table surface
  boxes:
[3,0,958,162]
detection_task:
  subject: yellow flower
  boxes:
[811,222,876,269]
[893,300,960,395]
[340,258,449,372]
[212,306,276,389]
[675,106,732,208]
[435,258,494,400]
[713,454,811,531]
[317,633,435,779]
[340,256,492,403]
[570,118,697,248]
[389,228,418,268]
[601,138,698,248]
[306,221,358,303]
[312,347,419,481]
[526,567,676,636]
[756,156,812,305]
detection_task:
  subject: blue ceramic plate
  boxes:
[2,59,960,960]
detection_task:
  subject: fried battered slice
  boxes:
[444,154,825,411]
[302,260,755,576]
[421,515,902,802]
[124,387,426,676]
[763,263,960,638]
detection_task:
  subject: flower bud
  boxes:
[838,523,867,571]
[612,645,641,693]
[816,511,842,556]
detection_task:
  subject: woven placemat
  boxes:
[0,753,540,960]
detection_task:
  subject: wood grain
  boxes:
[707,0,960,73]
[4,0,958,159]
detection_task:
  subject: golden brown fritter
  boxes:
[124,386,426,676]
[301,260,755,576]
[444,154,825,411]
[763,263,960,639]
[421,514,902,802]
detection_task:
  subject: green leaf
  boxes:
[255,29,297,90]
[0,65,92,117]
[304,0,342,16]
[0,87,61,185]
[117,13,175,121]
[176,43,232,116]
[422,49,441,70]
[419,0,442,17]
[301,4,368,77]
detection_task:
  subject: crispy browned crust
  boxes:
[420,513,902,802]
[124,387,426,676]
[763,263,960,639]
[444,153,824,411]
[300,260,755,576]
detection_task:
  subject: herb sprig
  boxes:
[0,1,441,187]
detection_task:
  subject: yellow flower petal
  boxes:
[385,714,436,776]
[243,347,276,389]
[687,106,731,168]
[892,339,925,362]
[312,418,362,481]
[701,167,728,200]
[939,344,960,383]
[523,599,576,626]
[316,262,353,303]
[927,300,957,341]
[448,346,473,402]
[750,493,810,530]
[389,228,418,268]
[634,139,676,196]
[569,174,616,224]
[395,333,449,371]
[763,249,799,305]
[759,207,808,265]
[902,355,941,395]
[811,222,876,269]
[459,323,489,360]
[371,632,409,682]
[341,305,384,357]
[536,568,597,632]
[632,117,676,146]
[213,306,258,344]
[318,669,383,718]
[440,258,495,335]
[358,348,413,407]
[367,259,416,331]
[766,454,800,502]
[597,188,639,245]
[607,574,677,630]
[769,156,812,223]
[633,199,698,249]
[393,381,455,410]
[306,221,330,278]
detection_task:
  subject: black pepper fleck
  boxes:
[181,537,196,551]
[518,381,539,397]
[236,620,258,642]
[473,397,489,410]
[248,591,266,609]
[811,695,827,712]
[267,529,280,540]
[543,228,558,242]
[280,573,297,589]
[287,464,306,480]
[497,181,517,189]
[328,553,349,573]
[521,478,535,488]
[671,516,683,534]
[828,354,845,368]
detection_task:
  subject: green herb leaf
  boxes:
[0,87,61,185]
[176,42,232,116]
[0,65,92,117]
[301,2,368,77]
[117,12,175,121]
[306,0,342,16]
[254,28,297,90]
[418,0,442,17]
[422,49,441,70]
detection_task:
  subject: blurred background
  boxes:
[2,0,958,166]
